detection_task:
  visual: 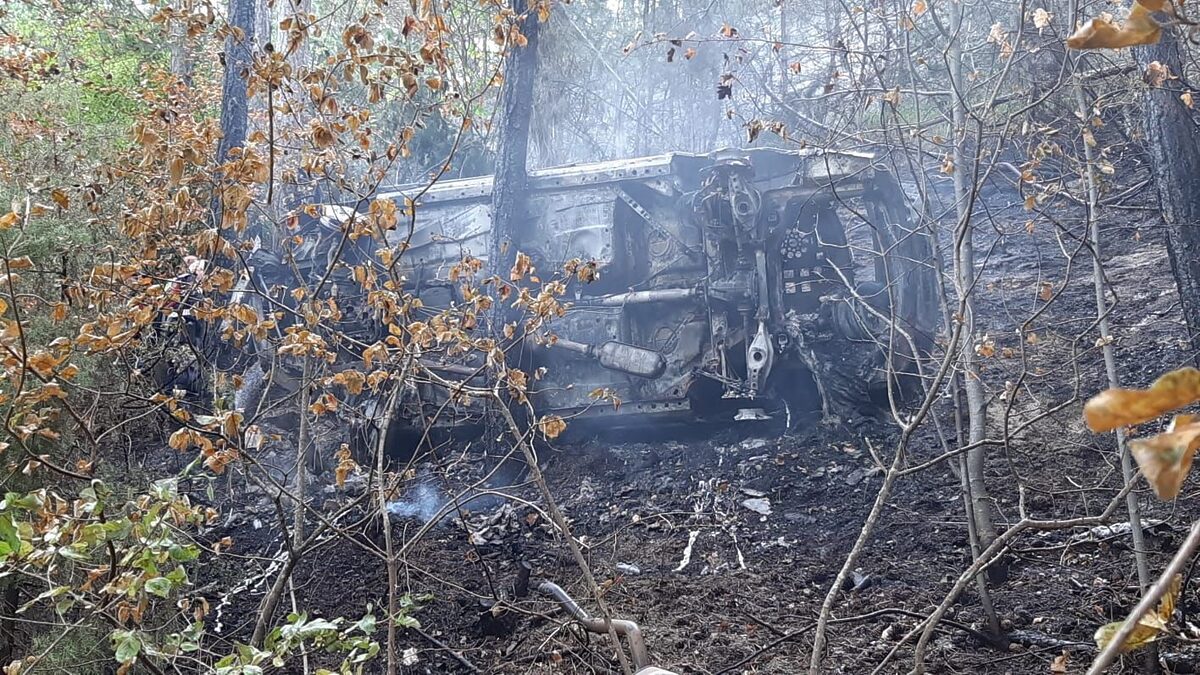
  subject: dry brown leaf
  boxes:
[1130,416,1200,499]
[538,414,567,439]
[334,443,356,488]
[1084,367,1200,432]
[975,337,996,358]
[1067,2,1161,50]
[1033,8,1053,30]
[1147,60,1173,87]
[1094,574,1180,651]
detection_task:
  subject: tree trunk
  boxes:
[949,1,998,548]
[217,0,256,166]
[1137,29,1200,361]
[255,0,272,52]
[488,0,541,288]
[169,0,194,87]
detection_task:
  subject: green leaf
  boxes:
[4,491,44,511]
[112,631,142,663]
[55,596,76,615]
[393,614,420,629]
[21,585,69,613]
[353,614,376,634]
[150,478,178,501]
[57,544,90,561]
[145,576,172,598]
[0,513,19,559]
[166,566,189,585]
[169,544,200,562]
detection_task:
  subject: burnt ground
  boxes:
[179,173,1200,674]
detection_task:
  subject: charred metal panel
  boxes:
[238,148,938,440]
[522,187,617,270]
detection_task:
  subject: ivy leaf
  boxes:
[394,614,421,629]
[145,576,172,598]
[112,630,142,664]
[0,512,20,559]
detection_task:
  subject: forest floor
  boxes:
[174,172,1200,674]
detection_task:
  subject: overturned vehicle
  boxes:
[240,148,939,448]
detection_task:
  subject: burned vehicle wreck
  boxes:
[243,148,938,448]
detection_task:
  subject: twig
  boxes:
[719,607,1001,675]
[412,626,483,673]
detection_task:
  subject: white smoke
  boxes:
[386,481,444,522]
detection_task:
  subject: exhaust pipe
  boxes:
[542,338,668,379]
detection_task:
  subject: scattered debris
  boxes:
[740,497,772,516]
[739,438,770,452]
[1066,519,1169,544]
[675,530,700,572]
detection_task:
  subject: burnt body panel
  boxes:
[247,148,937,439]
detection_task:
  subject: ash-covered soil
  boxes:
[180,175,1200,674]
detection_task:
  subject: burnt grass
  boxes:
[181,175,1200,674]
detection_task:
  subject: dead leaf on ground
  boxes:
[1085,367,1200,432]
[975,336,996,358]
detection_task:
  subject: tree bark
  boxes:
[1137,29,1200,361]
[255,0,272,52]
[217,0,256,166]
[488,0,541,287]
[949,0,997,548]
[169,0,194,87]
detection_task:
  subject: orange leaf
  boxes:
[334,444,356,488]
[1084,367,1200,432]
[50,189,69,209]
[538,414,567,440]
[1130,416,1200,499]
[1067,2,1161,50]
